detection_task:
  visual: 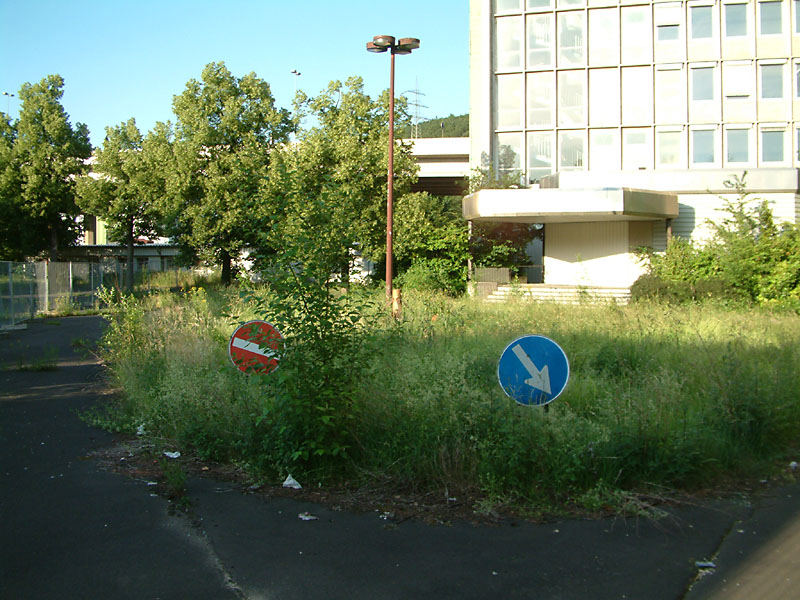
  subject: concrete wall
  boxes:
[544,222,648,288]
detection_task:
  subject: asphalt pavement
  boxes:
[1,316,798,599]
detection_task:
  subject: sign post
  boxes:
[229,320,283,375]
[497,335,569,406]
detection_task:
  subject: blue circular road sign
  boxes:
[497,335,570,406]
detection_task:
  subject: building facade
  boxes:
[468,0,800,288]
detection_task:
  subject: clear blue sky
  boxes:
[0,0,468,146]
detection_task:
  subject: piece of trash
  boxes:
[136,424,146,436]
[448,497,457,502]
[379,511,395,521]
[695,561,716,569]
[492,571,499,576]
[201,466,209,471]
[146,481,158,487]
[789,461,798,470]
[163,451,181,459]
[298,512,318,521]
[282,474,302,489]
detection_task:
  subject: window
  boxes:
[622,6,652,63]
[589,68,620,126]
[760,1,782,35]
[762,130,784,161]
[723,62,753,97]
[589,8,618,65]
[622,128,652,169]
[761,64,783,98]
[658,25,680,41]
[496,17,522,70]
[496,0,522,13]
[496,133,522,172]
[590,129,620,170]
[796,0,800,33]
[655,67,685,123]
[559,131,584,168]
[692,129,715,163]
[725,3,747,36]
[558,70,585,126]
[796,62,800,97]
[527,132,552,181]
[657,130,682,165]
[558,0,583,6]
[558,11,585,66]
[622,67,653,124]
[527,0,551,9]
[527,72,554,127]
[726,129,749,162]
[527,14,552,67]
[692,67,714,101]
[495,74,523,129]
[691,6,713,39]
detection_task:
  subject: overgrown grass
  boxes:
[90,286,800,513]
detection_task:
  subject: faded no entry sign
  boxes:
[229,320,283,374]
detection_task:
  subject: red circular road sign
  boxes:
[229,320,283,374]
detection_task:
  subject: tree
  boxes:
[0,113,23,259]
[77,119,162,288]
[260,77,418,282]
[14,75,91,258]
[394,192,469,294]
[167,62,292,284]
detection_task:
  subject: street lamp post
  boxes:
[366,35,420,310]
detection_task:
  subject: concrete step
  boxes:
[486,284,631,305]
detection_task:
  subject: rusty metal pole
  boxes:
[386,50,395,307]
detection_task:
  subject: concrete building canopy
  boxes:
[463,186,678,223]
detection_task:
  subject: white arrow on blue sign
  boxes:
[497,335,570,406]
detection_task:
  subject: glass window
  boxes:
[589,68,620,126]
[692,67,714,101]
[760,1,782,35]
[657,130,682,165]
[589,8,618,66]
[558,11,585,67]
[496,132,522,172]
[723,63,753,97]
[496,17,523,70]
[527,132,553,182]
[727,129,749,162]
[655,68,685,123]
[495,74,523,129]
[725,3,747,36]
[796,0,800,33]
[558,0,583,6]
[558,70,585,127]
[691,6,713,38]
[622,128,652,169]
[527,14,553,67]
[692,129,715,163]
[796,63,800,97]
[761,64,783,98]
[527,0,552,9]
[527,72,554,127]
[621,6,653,63]
[658,25,680,41]
[622,67,653,124]
[762,130,784,161]
[495,0,522,13]
[559,131,584,168]
[589,129,620,170]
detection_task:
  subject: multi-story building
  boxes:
[467,0,800,288]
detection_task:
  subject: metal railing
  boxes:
[1,260,192,329]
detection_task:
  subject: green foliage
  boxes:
[77,118,162,288]
[636,173,800,308]
[262,77,417,276]
[164,62,293,283]
[92,287,800,514]
[394,192,468,294]
[1,75,91,259]
[399,113,468,138]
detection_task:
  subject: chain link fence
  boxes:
[1,260,191,329]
